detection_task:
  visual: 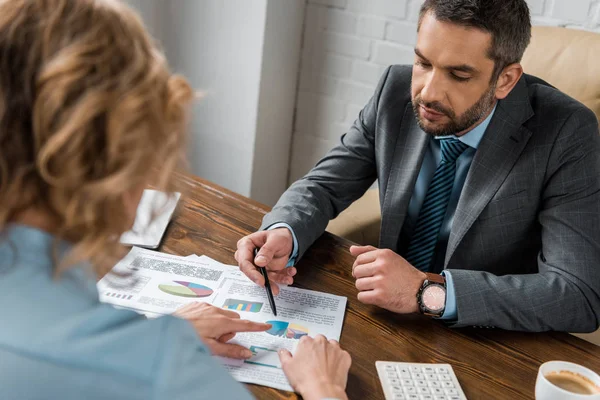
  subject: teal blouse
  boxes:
[0,224,253,400]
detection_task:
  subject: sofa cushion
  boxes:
[522,27,600,121]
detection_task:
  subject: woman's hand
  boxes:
[279,335,351,400]
[174,302,271,359]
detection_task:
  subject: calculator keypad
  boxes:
[376,362,467,400]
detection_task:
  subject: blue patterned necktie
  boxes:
[404,138,470,272]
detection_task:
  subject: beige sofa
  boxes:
[326,27,600,345]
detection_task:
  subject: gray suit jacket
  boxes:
[262,65,600,333]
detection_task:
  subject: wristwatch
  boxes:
[417,273,447,317]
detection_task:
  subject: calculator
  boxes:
[376,361,467,400]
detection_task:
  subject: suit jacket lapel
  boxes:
[380,104,429,250]
[445,77,534,266]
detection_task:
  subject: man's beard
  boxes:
[412,85,496,136]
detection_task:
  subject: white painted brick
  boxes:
[352,61,386,85]
[296,92,345,120]
[323,32,371,59]
[296,116,333,140]
[345,0,367,13]
[338,80,374,106]
[300,5,321,74]
[298,65,313,91]
[526,0,545,15]
[347,0,408,19]
[532,16,565,26]
[592,2,600,25]
[308,0,348,8]
[312,75,339,96]
[373,42,414,66]
[305,4,321,31]
[289,134,338,182]
[299,48,322,91]
[296,115,345,142]
[314,52,353,78]
[319,8,357,35]
[357,16,387,39]
[386,21,418,46]
[549,0,592,23]
[563,24,588,30]
[543,0,556,16]
[332,122,351,139]
[407,0,425,22]
[295,92,346,134]
[345,103,365,124]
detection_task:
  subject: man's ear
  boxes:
[494,63,523,100]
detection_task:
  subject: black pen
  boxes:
[254,248,277,316]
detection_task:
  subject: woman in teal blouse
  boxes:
[0,1,351,399]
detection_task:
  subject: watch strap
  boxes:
[424,272,445,286]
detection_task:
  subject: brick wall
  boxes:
[288,0,600,183]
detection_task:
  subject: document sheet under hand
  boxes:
[97,247,347,391]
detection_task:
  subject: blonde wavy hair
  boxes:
[0,0,193,276]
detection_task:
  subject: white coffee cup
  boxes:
[536,361,600,400]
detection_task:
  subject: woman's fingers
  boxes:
[172,302,209,318]
[217,332,236,343]
[207,339,253,360]
[278,348,293,365]
[215,307,241,319]
[222,319,272,335]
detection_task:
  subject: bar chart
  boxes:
[223,298,263,313]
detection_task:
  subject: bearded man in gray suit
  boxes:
[235,0,600,333]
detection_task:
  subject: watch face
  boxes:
[422,284,446,312]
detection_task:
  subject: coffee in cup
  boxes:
[545,370,600,395]
[536,361,600,400]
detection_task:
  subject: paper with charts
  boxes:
[97,247,347,391]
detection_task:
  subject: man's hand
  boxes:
[235,228,296,295]
[174,303,272,359]
[350,245,427,314]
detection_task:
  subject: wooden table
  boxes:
[161,173,600,399]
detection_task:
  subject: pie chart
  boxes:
[158,281,213,298]
[266,320,309,339]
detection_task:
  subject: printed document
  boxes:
[97,247,347,391]
[119,190,180,249]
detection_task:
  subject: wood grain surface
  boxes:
[160,172,600,400]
